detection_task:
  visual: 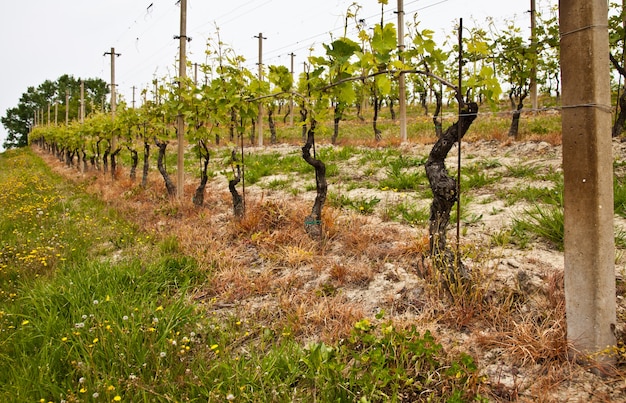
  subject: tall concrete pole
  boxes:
[559,0,616,363]
[530,0,538,111]
[47,103,51,126]
[289,52,295,127]
[104,48,121,150]
[80,80,85,124]
[109,47,119,118]
[176,0,188,200]
[397,0,407,143]
[65,89,69,126]
[255,33,266,146]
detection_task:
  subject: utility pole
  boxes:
[65,89,69,125]
[530,0,538,111]
[255,32,266,146]
[289,52,295,127]
[132,86,136,109]
[104,47,121,149]
[80,80,85,124]
[47,103,51,126]
[175,0,188,200]
[559,0,616,366]
[54,102,58,125]
[396,0,407,142]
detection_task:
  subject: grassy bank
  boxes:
[0,148,484,402]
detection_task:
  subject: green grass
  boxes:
[380,155,429,192]
[383,201,430,225]
[497,185,560,206]
[615,176,626,218]
[0,148,485,402]
[512,203,565,250]
[505,163,540,178]
[328,193,381,214]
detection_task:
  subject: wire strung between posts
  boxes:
[559,24,608,38]
[561,103,613,114]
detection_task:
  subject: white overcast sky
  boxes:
[0,0,546,150]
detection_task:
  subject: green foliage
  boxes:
[2,75,108,149]
[292,317,484,402]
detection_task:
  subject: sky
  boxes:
[0,0,542,151]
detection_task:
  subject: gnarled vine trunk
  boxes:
[302,120,327,240]
[432,90,443,138]
[610,53,626,137]
[128,146,138,181]
[110,147,121,180]
[372,97,382,142]
[229,163,244,219]
[103,145,110,174]
[192,140,210,206]
[425,102,478,282]
[508,89,527,139]
[613,91,626,137]
[300,104,308,142]
[154,137,176,197]
[142,141,150,188]
[268,105,277,144]
[81,149,88,173]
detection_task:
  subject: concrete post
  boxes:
[559,0,616,361]
[177,0,188,200]
[530,0,538,111]
[397,0,407,143]
[109,47,117,119]
[255,33,266,147]
[80,80,85,124]
[289,52,295,127]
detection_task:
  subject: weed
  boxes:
[615,176,626,218]
[266,178,291,190]
[463,171,501,189]
[512,204,564,250]
[383,200,430,225]
[490,229,513,247]
[328,193,381,214]
[505,163,540,178]
[478,159,503,169]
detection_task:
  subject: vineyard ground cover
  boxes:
[6,110,626,401]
